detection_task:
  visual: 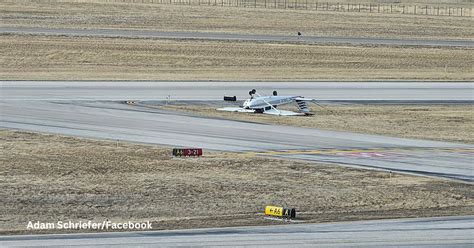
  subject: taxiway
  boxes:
[2,27,473,47]
[1,216,472,247]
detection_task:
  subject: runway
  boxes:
[1,216,473,247]
[2,81,473,101]
[2,27,473,47]
[1,81,473,182]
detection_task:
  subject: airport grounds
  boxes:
[1,130,473,234]
[0,0,473,234]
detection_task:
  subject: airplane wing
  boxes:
[216,107,255,113]
[217,107,302,116]
[294,97,316,101]
[263,109,304,116]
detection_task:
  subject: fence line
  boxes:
[3,0,472,17]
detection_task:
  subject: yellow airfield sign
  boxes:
[265,206,296,219]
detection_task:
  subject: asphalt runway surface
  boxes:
[3,81,473,101]
[2,27,474,47]
[1,81,473,182]
[1,216,473,247]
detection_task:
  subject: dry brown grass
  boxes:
[1,130,472,234]
[160,104,474,144]
[1,0,472,40]
[1,35,472,81]
[1,0,472,81]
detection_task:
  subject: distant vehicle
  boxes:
[217,89,316,116]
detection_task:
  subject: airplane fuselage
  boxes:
[243,96,297,110]
[217,90,314,116]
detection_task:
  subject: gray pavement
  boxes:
[1,81,473,182]
[1,216,473,247]
[2,27,473,47]
[2,81,473,101]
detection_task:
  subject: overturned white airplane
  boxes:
[217,89,316,116]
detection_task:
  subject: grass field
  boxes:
[1,1,472,40]
[1,0,472,81]
[1,130,472,234]
[159,104,474,144]
[1,35,471,81]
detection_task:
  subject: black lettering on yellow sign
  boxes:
[265,206,296,219]
[265,206,283,217]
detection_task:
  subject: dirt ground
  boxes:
[1,130,472,234]
[1,35,471,81]
[159,104,474,144]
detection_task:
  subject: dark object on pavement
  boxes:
[224,96,237,101]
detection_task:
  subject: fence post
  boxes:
[358,3,360,12]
